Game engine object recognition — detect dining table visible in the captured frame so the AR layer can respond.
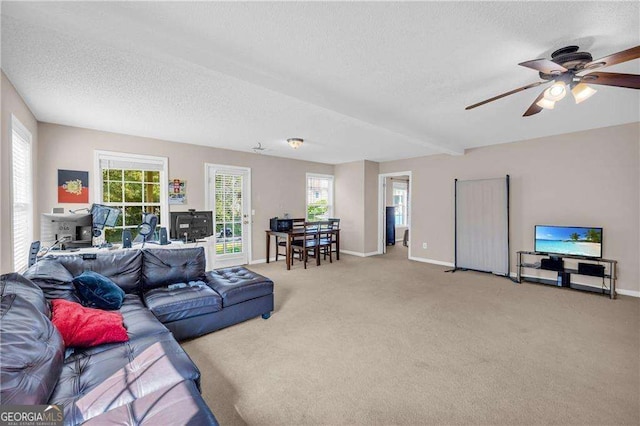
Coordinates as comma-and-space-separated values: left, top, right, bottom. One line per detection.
265, 225, 340, 270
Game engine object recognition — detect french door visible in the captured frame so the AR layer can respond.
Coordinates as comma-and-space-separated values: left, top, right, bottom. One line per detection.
205, 164, 251, 268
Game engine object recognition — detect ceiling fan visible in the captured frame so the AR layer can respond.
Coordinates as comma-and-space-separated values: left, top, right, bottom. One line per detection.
252, 142, 267, 153
466, 44, 640, 116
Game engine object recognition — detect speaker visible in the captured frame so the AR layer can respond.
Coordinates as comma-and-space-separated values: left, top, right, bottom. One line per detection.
159, 227, 169, 245
578, 263, 605, 277
541, 257, 564, 271
122, 229, 132, 248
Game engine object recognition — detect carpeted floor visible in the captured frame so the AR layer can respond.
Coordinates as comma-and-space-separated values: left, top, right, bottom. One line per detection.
182, 246, 640, 425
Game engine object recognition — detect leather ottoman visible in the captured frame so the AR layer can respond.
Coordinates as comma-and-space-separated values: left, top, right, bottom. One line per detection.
205, 267, 274, 310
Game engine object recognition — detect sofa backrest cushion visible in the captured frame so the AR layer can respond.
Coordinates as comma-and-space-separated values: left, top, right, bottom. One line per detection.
142, 248, 206, 290
54, 250, 143, 294
23, 258, 80, 303
0, 276, 65, 404
1, 273, 51, 317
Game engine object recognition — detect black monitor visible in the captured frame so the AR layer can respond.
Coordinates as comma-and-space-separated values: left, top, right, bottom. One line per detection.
169, 211, 213, 242
41, 213, 93, 250
91, 204, 121, 229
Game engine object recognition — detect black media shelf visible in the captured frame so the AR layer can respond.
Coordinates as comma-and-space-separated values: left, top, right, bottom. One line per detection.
516, 251, 617, 299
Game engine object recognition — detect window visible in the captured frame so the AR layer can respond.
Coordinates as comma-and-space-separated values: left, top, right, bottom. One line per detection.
11, 115, 33, 272
392, 181, 408, 226
306, 173, 334, 221
95, 151, 168, 243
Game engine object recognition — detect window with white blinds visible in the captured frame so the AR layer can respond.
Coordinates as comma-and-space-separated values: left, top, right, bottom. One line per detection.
11, 116, 33, 272
306, 173, 334, 221
95, 151, 168, 243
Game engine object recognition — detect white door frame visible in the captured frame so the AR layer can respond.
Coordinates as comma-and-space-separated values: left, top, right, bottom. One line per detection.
378, 171, 412, 257
205, 163, 252, 266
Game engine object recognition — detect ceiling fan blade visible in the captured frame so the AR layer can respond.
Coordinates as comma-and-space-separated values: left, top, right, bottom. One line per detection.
465, 81, 549, 110
518, 59, 567, 74
581, 72, 640, 89
523, 90, 546, 117
583, 45, 640, 70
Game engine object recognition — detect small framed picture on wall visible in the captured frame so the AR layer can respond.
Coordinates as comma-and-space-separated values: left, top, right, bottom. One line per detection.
58, 169, 89, 203
169, 178, 187, 205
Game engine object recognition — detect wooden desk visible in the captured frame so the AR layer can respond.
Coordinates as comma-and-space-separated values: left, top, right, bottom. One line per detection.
265, 227, 340, 270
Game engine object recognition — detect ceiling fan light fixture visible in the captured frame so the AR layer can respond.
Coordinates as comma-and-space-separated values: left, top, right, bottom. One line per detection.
536, 98, 556, 110
544, 81, 567, 101
571, 83, 597, 104
287, 138, 303, 149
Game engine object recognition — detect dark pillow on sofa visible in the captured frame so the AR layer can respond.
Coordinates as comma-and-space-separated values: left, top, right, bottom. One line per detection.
73, 271, 125, 310
51, 299, 128, 348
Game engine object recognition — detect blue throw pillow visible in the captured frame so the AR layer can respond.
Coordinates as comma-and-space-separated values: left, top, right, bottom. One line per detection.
73, 271, 125, 310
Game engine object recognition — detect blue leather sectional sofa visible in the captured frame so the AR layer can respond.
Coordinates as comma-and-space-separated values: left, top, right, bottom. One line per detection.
0, 247, 274, 425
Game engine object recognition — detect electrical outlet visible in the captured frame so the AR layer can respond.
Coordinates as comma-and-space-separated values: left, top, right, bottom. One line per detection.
422, 242, 428, 249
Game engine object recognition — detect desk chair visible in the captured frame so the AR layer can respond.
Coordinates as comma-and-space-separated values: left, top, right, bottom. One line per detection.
290, 222, 319, 269
276, 218, 305, 261
28, 241, 40, 267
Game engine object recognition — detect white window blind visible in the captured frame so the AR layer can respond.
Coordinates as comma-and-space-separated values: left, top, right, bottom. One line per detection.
99, 158, 165, 171
11, 116, 33, 272
306, 173, 334, 220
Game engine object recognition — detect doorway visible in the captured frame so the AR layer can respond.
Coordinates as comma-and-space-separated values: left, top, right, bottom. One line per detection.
378, 171, 412, 258
205, 164, 252, 268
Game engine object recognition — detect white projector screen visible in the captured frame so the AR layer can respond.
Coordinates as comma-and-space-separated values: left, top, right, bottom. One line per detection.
455, 176, 509, 275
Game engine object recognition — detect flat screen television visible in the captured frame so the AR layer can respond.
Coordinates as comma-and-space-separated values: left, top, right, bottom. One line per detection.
169, 211, 214, 242
534, 225, 603, 258
41, 213, 93, 249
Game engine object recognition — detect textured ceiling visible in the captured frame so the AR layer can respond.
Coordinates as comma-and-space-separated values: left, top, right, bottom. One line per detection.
1, 1, 639, 164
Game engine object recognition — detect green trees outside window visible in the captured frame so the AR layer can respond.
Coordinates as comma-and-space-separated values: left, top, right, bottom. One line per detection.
101, 169, 161, 242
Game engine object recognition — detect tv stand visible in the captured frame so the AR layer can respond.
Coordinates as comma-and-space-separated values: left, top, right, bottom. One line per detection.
516, 251, 617, 299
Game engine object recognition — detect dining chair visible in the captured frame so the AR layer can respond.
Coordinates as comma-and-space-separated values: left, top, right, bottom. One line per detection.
317, 221, 334, 264
327, 218, 340, 257
276, 218, 305, 262
290, 222, 319, 269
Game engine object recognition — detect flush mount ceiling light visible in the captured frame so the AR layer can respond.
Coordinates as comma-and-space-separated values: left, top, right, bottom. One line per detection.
287, 138, 303, 149
465, 44, 640, 116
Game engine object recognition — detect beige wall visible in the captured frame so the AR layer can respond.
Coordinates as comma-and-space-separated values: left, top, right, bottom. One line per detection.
379, 122, 640, 294
334, 160, 365, 253
36, 123, 333, 263
1, 71, 38, 273
363, 160, 379, 254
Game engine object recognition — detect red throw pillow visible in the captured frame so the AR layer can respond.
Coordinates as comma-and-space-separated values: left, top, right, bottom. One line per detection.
51, 299, 129, 348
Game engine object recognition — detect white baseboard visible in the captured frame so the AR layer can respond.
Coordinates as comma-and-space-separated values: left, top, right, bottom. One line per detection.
408, 256, 455, 267
250, 257, 277, 265
615, 289, 640, 298
340, 250, 378, 257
